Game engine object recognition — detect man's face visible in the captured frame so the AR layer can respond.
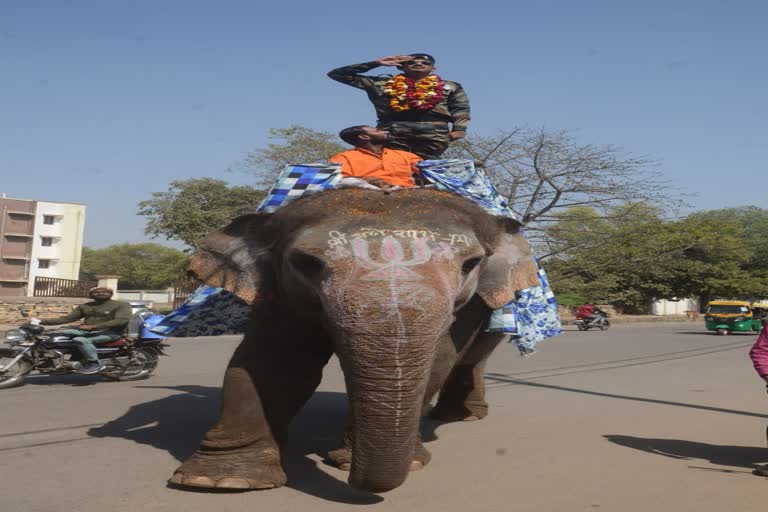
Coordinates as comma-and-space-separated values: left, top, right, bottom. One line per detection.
361, 126, 390, 143
401, 58, 435, 75
91, 290, 113, 301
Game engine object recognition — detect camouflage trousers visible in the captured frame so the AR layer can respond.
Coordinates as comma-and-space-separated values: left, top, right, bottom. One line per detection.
379, 121, 452, 160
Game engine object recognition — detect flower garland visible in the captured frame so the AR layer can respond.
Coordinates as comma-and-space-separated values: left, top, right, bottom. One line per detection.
383, 74, 445, 112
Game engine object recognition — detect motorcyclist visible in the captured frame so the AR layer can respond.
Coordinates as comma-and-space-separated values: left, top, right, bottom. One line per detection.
37, 287, 132, 374
576, 303, 598, 327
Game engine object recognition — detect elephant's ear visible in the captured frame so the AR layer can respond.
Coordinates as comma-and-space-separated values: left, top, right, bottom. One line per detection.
475, 217, 541, 310
188, 214, 273, 304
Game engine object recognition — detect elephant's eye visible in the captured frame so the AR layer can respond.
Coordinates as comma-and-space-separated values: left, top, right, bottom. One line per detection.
461, 256, 483, 275
290, 251, 325, 278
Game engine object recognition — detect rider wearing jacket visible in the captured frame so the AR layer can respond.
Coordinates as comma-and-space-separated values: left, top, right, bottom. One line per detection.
576, 303, 596, 322
39, 287, 132, 374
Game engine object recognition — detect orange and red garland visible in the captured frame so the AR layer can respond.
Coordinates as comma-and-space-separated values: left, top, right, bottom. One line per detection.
383, 74, 445, 112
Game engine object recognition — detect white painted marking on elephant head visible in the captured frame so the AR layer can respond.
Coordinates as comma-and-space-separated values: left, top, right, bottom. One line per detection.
350, 236, 432, 281
324, 245, 352, 260
431, 242, 459, 262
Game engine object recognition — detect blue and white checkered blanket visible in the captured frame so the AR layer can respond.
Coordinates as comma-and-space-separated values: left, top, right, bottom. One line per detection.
154, 161, 561, 352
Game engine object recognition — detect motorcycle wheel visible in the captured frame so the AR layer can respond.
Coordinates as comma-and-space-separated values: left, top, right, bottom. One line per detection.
599, 321, 611, 331
100, 348, 158, 381
0, 357, 32, 389
576, 322, 588, 331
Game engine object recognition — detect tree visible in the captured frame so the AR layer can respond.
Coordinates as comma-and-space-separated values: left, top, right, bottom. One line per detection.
138, 178, 265, 249
546, 205, 768, 311
687, 207, 768, 272
80, 244, 190, 289
242, 126, 346, 187
444, 128, 674, 257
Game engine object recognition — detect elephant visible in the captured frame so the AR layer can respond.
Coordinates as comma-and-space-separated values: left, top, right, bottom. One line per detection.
169, 187, 541, 494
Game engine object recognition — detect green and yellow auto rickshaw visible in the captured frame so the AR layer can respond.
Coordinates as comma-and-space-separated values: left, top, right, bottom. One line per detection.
753, 302, 768, 329
704, 300, 762, 335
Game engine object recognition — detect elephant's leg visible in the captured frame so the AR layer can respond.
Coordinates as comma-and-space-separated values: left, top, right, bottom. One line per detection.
170, 313, 333, 490
430, 330, 507, 422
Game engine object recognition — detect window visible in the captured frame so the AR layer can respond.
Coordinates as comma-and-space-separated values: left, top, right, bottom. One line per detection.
43, 215, 55, 225
38, 259, 50, 269
41, 237, 53, 247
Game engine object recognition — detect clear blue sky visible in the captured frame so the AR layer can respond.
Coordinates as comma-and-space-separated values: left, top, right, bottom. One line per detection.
2, 1, 766, 248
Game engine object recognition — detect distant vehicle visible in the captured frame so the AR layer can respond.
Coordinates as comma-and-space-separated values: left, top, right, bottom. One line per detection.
753, 302, 768, 328
575, 309, 611, 331
704, 300, 762, 335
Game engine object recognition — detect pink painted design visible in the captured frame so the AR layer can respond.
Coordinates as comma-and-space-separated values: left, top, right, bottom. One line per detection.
350, 236, 433, 281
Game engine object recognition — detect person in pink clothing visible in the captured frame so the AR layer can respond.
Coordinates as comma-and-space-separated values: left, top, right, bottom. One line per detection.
749, 323, 768, 381
748, 322, 768, 476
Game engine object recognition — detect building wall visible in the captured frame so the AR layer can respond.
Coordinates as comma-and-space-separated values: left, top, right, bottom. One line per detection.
28, 201, 87, 294
0, 198, 36, 296
651, 298, 699, 315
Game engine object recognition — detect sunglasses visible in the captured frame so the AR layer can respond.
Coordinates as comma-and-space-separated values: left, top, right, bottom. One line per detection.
403, 59, 432, 66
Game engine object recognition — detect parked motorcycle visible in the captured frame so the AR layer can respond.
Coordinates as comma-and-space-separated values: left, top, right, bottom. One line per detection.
575, 311, 611, 331
0, 312, 168, 389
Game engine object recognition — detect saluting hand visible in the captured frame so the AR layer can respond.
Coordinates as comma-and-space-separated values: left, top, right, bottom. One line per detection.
376, 55, 413, 67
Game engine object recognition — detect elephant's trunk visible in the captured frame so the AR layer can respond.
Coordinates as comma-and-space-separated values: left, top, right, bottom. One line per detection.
339, 333, 440, 493
321, 274, 454, 492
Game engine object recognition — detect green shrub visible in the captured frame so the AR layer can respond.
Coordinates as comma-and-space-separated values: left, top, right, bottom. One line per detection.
555, 293, 587, 307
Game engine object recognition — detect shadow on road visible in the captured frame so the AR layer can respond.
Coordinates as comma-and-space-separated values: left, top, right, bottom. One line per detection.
23, 374, 104, 386
674, 331, 756, 336
484, 375, 768, 419
88, 385, 386, 504
604, 434, 768, 473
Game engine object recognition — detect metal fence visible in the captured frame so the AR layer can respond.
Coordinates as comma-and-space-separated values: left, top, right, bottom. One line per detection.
33, 276, 98, 298
172, 279, 200, 309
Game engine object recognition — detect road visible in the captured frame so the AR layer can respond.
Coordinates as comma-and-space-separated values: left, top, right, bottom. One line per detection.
3, 323, 768, 512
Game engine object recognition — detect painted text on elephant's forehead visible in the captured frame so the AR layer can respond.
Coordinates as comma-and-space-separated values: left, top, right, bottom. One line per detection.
326, 228, 474, 249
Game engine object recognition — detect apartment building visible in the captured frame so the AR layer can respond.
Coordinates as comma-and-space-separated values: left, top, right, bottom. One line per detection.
0, 195, 86, 296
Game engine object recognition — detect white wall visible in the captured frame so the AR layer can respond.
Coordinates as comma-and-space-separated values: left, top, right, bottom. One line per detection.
652, 298, 699, 316
117, 290, 174, 303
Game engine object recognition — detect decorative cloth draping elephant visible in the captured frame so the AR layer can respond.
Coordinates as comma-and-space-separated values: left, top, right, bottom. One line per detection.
170, 187, 541, 493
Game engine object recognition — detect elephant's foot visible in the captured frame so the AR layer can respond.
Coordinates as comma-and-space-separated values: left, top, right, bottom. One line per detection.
169, 438, 287, 491
429, 401, 488, 422
328, 439, 431, 472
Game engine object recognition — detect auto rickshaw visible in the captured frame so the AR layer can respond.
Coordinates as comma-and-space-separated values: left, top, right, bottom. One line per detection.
753, 302, 768, 329
704, 300, 761, 335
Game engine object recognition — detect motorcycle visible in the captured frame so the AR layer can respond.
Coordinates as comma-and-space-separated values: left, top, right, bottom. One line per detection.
0, 309, 168, 389
575, 311, 611, 331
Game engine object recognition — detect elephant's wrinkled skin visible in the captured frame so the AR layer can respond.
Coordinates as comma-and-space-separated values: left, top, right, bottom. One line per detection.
170, 188, 540, 493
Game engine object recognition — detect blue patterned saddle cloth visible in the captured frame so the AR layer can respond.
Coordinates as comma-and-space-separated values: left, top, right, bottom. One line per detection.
154, 161, 561, 353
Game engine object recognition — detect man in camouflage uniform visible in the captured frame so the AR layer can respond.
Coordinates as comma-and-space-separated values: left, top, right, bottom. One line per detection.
328, 53, 470, 159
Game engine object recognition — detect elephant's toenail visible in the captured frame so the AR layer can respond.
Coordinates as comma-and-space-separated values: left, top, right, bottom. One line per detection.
183, 475, 218, 488
216, 478, 255, 489
409, 461, 425, 471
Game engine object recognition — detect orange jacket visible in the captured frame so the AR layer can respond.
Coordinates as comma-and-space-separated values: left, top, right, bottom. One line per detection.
329, 147, 421, 188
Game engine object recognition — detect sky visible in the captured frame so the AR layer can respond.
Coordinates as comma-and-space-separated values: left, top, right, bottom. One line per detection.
2, 0, 766, 248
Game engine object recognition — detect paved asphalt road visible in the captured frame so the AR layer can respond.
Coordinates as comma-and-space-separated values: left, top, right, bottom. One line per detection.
3, 323, 768, 512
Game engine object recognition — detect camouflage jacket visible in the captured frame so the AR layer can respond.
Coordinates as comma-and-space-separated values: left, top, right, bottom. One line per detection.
328, 61, 471, 132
